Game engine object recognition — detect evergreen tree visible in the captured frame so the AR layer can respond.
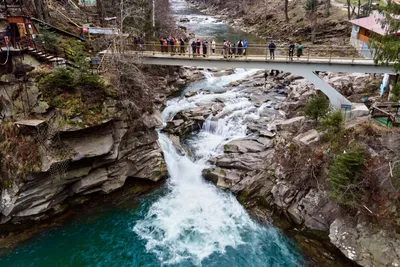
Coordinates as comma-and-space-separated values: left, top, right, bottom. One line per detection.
303, 93, 331, 122
372, 1, 400, 73
329, 145, 366, 206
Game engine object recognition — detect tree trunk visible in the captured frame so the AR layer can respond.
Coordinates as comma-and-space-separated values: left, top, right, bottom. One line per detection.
357, 0, 361, 17
311, 12, 317, 43
30, 0, 39, 17
284, 0, 289, 21
325, 0, 331, 17
346, 0, 352, 19
97, 0, 106, 27
34, 0, 43, 20
42, 0, 50, 23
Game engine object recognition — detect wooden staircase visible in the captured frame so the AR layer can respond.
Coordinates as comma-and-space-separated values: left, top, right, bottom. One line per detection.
26, 47, 68, 66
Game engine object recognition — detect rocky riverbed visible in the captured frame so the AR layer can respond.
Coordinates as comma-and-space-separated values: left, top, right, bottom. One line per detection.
162, 69, 400, 267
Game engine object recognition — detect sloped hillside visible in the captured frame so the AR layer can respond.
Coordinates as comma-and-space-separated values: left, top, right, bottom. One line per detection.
191, 0, 350, 44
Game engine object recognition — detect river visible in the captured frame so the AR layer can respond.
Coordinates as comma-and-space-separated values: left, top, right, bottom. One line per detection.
0, 1, 306, 266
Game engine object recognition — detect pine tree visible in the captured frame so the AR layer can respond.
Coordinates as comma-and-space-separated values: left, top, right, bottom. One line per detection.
329, 145, 366, 205
303, 93, 331, 122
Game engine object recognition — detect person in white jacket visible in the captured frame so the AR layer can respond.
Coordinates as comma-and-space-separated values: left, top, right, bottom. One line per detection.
211, 40, 216, 54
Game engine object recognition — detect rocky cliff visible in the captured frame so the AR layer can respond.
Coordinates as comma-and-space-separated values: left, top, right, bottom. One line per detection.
0, 65, 202, 227
164, 70, 400, 267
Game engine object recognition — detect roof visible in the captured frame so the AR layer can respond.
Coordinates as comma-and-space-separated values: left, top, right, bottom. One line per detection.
349, 15, 388, 35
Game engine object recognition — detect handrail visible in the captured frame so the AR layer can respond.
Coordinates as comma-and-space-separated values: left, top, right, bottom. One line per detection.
106, 43, 377, 62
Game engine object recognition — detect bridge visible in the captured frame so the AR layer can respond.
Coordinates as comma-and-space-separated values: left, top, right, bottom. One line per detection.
101, 44, 395, 111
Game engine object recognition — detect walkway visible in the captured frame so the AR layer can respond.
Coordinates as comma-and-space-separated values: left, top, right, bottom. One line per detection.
102, 45, 395, 110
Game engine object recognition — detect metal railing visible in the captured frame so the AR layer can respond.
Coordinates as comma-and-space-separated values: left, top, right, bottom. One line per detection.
111, 42, 375, 63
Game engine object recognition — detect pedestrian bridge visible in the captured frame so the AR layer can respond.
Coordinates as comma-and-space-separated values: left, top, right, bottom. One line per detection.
101, 44, 395, 110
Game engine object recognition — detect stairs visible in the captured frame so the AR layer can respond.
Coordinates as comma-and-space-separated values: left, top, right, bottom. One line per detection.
26, 47, 68, 66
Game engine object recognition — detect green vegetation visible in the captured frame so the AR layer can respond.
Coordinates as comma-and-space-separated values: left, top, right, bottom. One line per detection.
37, 26, 60, 52
321, 110, 345, 138
372, 1, 400, 73
38, 68, 109, 127
303, 93, 331, 122
372, 1, 400, 101
329, 144, 366, 206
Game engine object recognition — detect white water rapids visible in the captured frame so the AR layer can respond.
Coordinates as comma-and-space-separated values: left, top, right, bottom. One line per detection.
133, 69, 302, 266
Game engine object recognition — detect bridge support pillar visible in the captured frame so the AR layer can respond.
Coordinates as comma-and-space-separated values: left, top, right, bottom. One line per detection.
298, 70, 352, 110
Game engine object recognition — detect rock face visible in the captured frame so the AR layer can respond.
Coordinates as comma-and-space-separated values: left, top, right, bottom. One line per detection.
0, 65, 199, 225
0, 116, 167, 223
330, 218, 400, 267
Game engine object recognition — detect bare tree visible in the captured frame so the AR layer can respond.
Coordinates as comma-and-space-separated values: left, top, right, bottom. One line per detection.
305, 0, 318, 43
100, 47, 154, 120
285, 0, 289, 21
97, 0, 106, 26
325, 0, 331, 17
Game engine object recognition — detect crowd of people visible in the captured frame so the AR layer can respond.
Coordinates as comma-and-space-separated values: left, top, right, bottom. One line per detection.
157, 36, 306, 59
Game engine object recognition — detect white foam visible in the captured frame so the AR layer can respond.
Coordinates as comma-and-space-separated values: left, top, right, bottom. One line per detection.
134, 68, 301, 265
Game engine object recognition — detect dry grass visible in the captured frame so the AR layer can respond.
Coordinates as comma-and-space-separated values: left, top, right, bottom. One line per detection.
0, 122, 42, 186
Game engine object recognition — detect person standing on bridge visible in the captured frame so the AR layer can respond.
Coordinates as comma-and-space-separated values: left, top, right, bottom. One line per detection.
170, 37, 175, 56
196, 38, 201, 56
202, 40, 208, 57
289, 41, 295, 60
231, 42, 236, 58
268, 40, 276, 60
296, 42, 304, 59
163, 38, 168, 53
191, 40, 197, 57
237, 40, 243, 56
211, 39, 216, 54
243, 39, 248, 56
179, 38, 185, 55
222, 39, 228, 58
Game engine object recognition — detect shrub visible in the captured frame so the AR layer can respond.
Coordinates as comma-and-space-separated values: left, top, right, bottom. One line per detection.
329, 144, 366, 206
39, 67, 75, 98
321, 110, 344, 137
37, 27, 60, 52
389, 83, 400, 102
303, 93, 331, 122
77, 72, 106, 104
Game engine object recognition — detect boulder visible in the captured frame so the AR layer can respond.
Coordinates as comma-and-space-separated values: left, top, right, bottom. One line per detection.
273, 116, 305, 131
294, 129, 320, 145
223, 138, 270, 153
329, 218, 400, 267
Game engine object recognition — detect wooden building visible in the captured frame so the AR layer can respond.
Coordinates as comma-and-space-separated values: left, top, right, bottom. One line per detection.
349, 14, 387, 58
6, 16, 39, 46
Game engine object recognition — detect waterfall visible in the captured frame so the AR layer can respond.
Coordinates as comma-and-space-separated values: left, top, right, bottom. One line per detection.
133, 69, 303, 266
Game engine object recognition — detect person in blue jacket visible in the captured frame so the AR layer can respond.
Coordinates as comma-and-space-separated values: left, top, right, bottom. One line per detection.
243, 39, 248, 56
268, 40, 276, 60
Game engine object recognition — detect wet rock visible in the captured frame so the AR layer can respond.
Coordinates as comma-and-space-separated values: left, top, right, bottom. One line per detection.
202, 167, 241, 190
185, 90, 197, 97
211, 149, 274, 171
223, 138, 270, 153
180, 18, 190, 22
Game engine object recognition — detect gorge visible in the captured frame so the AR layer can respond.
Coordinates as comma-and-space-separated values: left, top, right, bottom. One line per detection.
0, 0, 399, 266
